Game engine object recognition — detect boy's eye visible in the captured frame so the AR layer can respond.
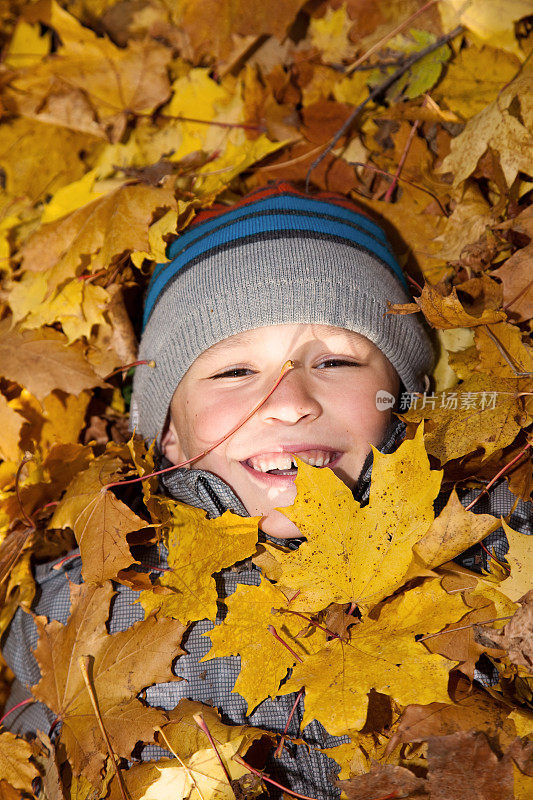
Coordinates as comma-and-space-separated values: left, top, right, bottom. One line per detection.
211, 368, 255, 379
316, 359, 360, 369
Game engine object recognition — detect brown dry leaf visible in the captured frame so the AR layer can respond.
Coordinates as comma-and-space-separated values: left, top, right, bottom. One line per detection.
478, 590, 533, 670
401, 374, 532, 463
491, 207, 533, 323
424, 603, 506, 680
51, 453, 150, 583
32, 581, 186, 784
411, 488, 501, 570
8, 0, 172, 142
0, 731, 39, 792
338, 762, 428, 799
388, 281, 506, 329
20, 182, 178, 292
0, 321, 106, 401
427, 730, 514, 800
172, 0, 307, 63
388, 688, 516, 753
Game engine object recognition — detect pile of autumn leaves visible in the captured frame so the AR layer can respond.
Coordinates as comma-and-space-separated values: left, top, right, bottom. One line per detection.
0, 0, 532, 797
2, 426, 533, 799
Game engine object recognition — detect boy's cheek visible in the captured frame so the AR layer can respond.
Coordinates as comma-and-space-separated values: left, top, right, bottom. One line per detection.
259, 510, 302, 539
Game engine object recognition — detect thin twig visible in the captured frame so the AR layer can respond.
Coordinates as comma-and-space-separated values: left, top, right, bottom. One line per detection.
481, 325, 533, 377
383, 96, 427, 202
274, 688, 304, 758
105, 360, 295, 489
350, 161, 450, 216
345, 0, 439, 75
0, 698, 35, 727
464, 441, 533, 511
268, 625, 303, 663
78, 656, 129, 800
231, 753, 318, 800
305, 26, 463, 190
418, 615, 513, 642
155, 726, 207, 800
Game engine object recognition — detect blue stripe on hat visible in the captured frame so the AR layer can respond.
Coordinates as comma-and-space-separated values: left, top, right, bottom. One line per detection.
143, 197, 409, 328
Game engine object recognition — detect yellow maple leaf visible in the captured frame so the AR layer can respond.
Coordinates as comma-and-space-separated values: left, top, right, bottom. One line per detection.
201, 577, 325, 714
138, 739, 252, 800
439, 64, 533, 187
139, 504, 259, 625
434, 44, 520, 120
271, 423, 442, 611
401, 373, 532, 464
498, 520, 533, 602
0, 731, 39, 792
411, 489, 501, 570
278, 579, 469, 735
9, 0, 172, 142
8, 274, 110, 344
309, 4, 354, 64
439, 0, 532, 58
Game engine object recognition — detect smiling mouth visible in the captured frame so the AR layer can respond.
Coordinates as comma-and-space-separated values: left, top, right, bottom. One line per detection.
242, 450, 341, 477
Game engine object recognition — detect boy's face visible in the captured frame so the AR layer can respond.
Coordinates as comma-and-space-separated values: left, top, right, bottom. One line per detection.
162, 324, 400, 538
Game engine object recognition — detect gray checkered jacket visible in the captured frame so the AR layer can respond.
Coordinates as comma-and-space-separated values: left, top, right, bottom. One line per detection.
2, 418, 531, 798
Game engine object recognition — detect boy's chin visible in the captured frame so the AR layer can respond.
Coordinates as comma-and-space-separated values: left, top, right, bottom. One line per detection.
259, 510, 302, 539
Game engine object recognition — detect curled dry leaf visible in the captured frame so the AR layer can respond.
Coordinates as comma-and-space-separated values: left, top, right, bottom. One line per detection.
51, 453, 150, 584
477, 589, 533, 670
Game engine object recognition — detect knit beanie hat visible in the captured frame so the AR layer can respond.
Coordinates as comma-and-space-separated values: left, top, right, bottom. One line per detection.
131, 181, 435, 444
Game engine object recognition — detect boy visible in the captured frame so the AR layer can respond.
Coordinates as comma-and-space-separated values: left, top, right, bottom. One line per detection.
2, 181, 531, 798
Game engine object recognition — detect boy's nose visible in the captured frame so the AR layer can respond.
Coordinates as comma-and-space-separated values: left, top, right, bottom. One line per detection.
260, 366, 322, 424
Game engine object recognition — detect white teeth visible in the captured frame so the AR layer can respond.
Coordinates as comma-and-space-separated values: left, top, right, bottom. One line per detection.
247, 450, 335, 472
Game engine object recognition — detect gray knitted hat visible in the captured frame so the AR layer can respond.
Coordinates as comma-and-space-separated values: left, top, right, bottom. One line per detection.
131, 181, 435, 443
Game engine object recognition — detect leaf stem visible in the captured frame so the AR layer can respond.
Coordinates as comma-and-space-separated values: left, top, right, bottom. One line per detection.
193, 713, 236, 794
105, 360, 295, 489
463, 441, 533, 512
274, 688, 304, 758
277, 608, 344, 641
15, 455, 36, 530
268, 625, 303, 663
0, 698, 35, 727
78, 656, 129, 800
345, 0, 439, 75
231, 754, 318, 800
418, 615, 513, 642
350, 161, 449, 216
104, 360, 156, 380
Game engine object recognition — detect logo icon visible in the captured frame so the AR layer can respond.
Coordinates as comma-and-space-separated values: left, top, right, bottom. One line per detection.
375, 390, 395, 410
